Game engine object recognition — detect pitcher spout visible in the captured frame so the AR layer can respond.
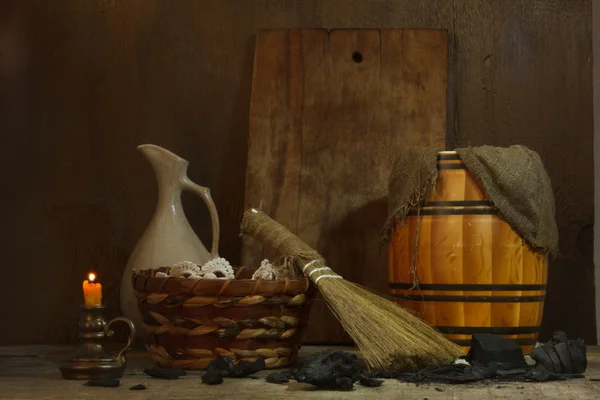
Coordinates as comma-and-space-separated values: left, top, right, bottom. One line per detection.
137, 144, 191, 184
138, 144, 188, 167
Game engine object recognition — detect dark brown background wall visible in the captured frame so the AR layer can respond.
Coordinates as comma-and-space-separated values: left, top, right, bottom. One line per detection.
0, 0, 594, 345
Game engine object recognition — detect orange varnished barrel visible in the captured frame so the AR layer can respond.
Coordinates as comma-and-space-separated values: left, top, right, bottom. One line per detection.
388, 151, 548, 355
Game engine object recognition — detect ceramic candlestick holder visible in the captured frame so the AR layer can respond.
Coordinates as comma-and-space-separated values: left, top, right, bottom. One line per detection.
59, 305, 136, 380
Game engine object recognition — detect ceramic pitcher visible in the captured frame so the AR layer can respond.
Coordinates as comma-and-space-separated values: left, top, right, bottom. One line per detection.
119, 144, 220, 337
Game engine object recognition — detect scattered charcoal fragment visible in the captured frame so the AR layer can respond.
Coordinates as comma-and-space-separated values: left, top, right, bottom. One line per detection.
553, 331, 568, 342
266, 370, 295, 384
549, 372, 584, 380
201, 356, 266, 384
230, 358, 266, 377
555, 342, 572, 373
422, 364, 496, 384
496, 385, 505, 389
589, 378, 600, 382
496, 368, 527, 377
143, 367, 186, 380
524, 364, 550, 382
214, 357, 241, 375
202, 363, 224, 385
212, 357, 266, 378
358, 373, 384, 387
129, 384, 146, 390
84, 379, 120, 387
294, 350, 361, 391
334, 377, 355, 391
259, 334, 587, 392
367, 370, 424, 383
530, 347, 553, 372
548, 349, 563, 373
569, 339, 587, 373
531, 331, 587, 374
467, 334, 527, 370
367, 371, 400, 379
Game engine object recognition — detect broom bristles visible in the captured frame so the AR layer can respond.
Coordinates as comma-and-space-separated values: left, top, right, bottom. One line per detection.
241, 208, 463, 371
318, 273, 461, 371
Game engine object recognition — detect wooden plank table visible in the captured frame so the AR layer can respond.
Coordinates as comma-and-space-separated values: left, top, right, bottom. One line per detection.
1, 345, 599, 399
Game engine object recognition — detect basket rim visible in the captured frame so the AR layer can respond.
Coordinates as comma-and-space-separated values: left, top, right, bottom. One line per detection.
132, 265, 306, 283
132, 266, 314, 297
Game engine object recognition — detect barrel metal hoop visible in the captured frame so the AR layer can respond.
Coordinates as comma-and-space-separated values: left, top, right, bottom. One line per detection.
393, 294, 545, 302
450, 337, 538, 346
437, 163, 466, 170
436, 326, 541, 335
389, 283, 547, 291
407, 208, 496, 216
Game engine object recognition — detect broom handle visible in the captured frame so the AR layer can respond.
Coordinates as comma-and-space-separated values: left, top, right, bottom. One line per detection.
241, 209, 332, 276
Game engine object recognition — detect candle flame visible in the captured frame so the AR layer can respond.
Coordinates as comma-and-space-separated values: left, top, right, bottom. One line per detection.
89, 273, 96, 282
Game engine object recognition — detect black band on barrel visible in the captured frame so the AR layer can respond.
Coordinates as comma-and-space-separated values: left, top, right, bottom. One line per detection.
393, 294, 544, 302
407, 208, 496, 216
389, 283, 547, 291
435, 326, 540, 335
423, 200, 492, 207
437, 163, 466, 170
450, 337, 538, 346
437, 154, 461, 160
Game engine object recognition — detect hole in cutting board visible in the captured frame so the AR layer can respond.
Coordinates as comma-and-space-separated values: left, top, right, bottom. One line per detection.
352, 51, 363, 63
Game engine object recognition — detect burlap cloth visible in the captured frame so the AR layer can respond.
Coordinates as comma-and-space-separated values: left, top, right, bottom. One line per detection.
382, 145, 558, 256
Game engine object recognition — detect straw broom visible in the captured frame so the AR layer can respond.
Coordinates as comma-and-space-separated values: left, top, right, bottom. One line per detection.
241, 208, 462, 371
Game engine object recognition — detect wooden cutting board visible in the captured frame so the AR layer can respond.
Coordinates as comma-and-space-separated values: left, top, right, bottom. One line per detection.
242, 28, 448, 343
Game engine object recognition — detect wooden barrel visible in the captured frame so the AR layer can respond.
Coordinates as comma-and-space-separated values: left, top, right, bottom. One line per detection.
388, 150, 548, 355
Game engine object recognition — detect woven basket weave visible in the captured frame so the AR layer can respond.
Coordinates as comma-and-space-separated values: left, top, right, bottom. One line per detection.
132, 266, 316, 369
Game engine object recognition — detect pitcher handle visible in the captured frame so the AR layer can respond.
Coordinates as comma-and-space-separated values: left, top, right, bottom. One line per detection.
104, 317, 136, 365
181, 178, 220, 258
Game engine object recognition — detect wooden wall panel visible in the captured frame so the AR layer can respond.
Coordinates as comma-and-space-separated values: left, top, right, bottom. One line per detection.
452, 0, 595, 343
0, 0, 594, 345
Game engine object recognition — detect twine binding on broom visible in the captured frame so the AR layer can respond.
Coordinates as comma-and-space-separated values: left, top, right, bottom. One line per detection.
303, 260, 343, 283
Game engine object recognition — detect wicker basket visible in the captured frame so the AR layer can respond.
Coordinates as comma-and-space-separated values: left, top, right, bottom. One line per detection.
131, 266, 316, 369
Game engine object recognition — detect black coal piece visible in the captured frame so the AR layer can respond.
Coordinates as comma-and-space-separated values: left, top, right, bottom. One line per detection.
421, 364, 497, 384
213, 356, 266, 378
531, 331, 587, 374
129, 384, 147, 390
359, 373, 384, 387
201, 356, 266, 385
223, 358, 266, 378
201, 363, 224, 385
266, 370, 296, 384
466, 333, 527, 370
294, 350, 362, 391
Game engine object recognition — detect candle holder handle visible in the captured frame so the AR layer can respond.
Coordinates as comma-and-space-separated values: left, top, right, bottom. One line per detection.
59, 305, 136, 380
105, 316, 136, 365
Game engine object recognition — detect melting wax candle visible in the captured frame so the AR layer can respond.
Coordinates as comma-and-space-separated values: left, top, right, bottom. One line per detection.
83, 273, 102, 306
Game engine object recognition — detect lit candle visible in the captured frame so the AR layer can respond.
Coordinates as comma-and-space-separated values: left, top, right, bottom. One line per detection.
82, 273, 102, 306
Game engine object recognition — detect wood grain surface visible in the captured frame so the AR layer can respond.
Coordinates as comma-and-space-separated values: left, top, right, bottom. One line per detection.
1, 345, 600, 400
0, 0, 594, 345
243, 28, 448, 343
